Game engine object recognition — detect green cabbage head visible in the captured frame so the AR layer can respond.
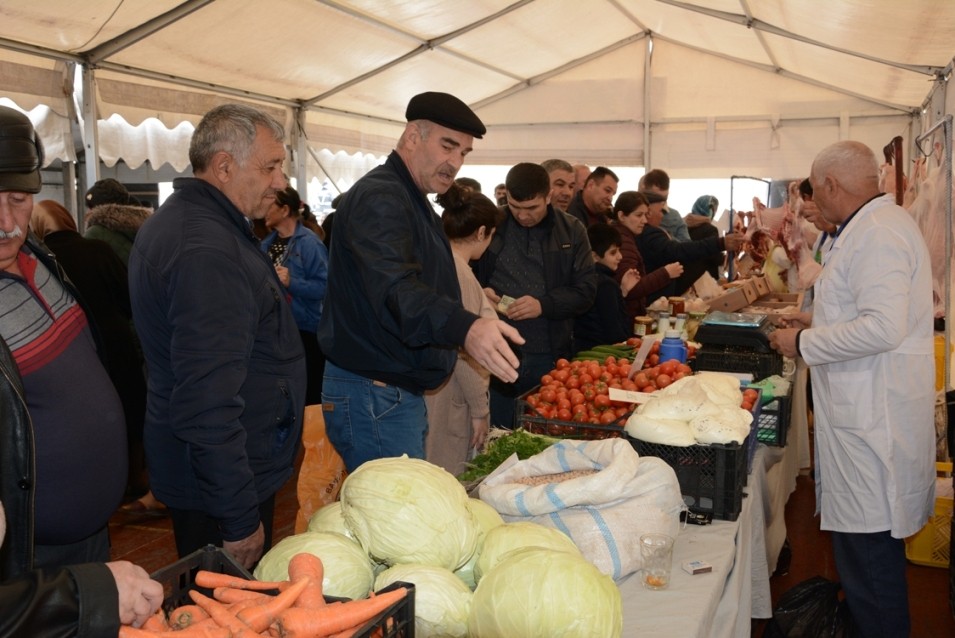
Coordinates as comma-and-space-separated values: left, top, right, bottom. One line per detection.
253, 531, 374, 599
306, 501, 354, 540
474, 521, 580, 584
454, 499, 505, 589
375, 564, 472, 638
341, 456, 478, 570
468, 547, 622, 638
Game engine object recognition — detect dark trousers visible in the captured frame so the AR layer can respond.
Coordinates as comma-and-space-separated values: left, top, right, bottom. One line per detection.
169, 494, 276, 562
300, 330, 326, 406
831, 530, 910, 638
489, 352, 554, 429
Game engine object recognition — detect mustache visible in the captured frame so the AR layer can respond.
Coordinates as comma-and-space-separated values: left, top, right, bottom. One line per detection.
0, 225, 24, 240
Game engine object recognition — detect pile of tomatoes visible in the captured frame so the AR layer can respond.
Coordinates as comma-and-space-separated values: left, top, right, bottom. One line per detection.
519, 356, 694, 436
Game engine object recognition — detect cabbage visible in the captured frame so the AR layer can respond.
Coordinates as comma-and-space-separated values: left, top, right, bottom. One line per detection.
341, 456, 478, 570
454, 499, 505, 589
306, 501, 354, 540
468, 547, 622, 638
474, 521, 580, 584
375, 564, 472, 638
253, 531, 374, 599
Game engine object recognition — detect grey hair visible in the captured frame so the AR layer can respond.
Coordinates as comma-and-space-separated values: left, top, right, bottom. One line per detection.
540, 158, 573, 174
812, 141, 879, 195
189, 104, 285, 172
397, 120, 433, 150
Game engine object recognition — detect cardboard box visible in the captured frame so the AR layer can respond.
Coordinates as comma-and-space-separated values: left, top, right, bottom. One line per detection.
743, 291, 804, 312
706, 281, 760, 313
752, 275, 771, 296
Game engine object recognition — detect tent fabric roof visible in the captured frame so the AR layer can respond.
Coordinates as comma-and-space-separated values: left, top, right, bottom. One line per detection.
1, 0, 953, 178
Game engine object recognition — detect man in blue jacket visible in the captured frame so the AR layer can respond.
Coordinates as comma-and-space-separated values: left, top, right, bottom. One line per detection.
317, 92, 522, 473
129, 104, 305, 569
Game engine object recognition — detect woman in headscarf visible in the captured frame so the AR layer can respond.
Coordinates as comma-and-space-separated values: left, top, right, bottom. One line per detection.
674, 195, 723, 291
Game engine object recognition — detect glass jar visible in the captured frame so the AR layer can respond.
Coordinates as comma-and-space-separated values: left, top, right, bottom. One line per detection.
633, 315, 654, 337
667, 296, 686, 316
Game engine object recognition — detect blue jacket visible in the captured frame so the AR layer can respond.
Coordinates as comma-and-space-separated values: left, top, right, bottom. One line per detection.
316, 151, 477, 394
129, 178, 306, 542
261, 223, 329, 333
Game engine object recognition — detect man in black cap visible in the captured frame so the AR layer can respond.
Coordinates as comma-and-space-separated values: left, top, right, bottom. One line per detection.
317, 91, 523, 472
0, 104, 164, 633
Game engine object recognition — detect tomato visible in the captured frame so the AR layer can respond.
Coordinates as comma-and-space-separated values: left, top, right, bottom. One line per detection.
599, 410, 618, 425
655, 373, 672, 389
646, 354, 660, 366
556, 408, 573, 421
565, 375, 580, 389
594, 381, 609, 395
614, 406, 630, 418
621, 379, 637, 392
604, 363, 618, 377
678, 363, 693, 375
673, 371, 687, 381
743, 388, 759, 404
572, 403, 588, 416
594, 394, 612, 409
632, 372, 649, 389
541, 374, 554, 386
626, 337, 642, 347
582, 386, 596, 401
556, 357, 571, 370
604, 356, 617, 367
569, 391, 585, 406
579, 373, 594, 385
741, 400, 754, 412
650, 341, 660, 354
535, 405, 552, 418
526, 393, 540, 408
553, 368, 570, 383
557, 397, 572, 411
540, 388, 557, 404
659, 359, 679, 376
573, 410, 589, 423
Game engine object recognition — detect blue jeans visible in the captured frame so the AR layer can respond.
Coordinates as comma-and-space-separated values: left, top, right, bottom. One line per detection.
831, 530, 910, 638
322, 361, 428, 473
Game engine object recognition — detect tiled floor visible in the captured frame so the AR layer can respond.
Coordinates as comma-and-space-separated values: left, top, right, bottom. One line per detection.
110, 461, 955, 636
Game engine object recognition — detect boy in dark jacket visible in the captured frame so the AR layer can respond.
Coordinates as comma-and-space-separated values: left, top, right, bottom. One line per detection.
574, 224, 639, 353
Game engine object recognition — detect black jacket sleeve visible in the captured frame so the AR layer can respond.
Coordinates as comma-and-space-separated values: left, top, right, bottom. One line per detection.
0, 563, 120, 638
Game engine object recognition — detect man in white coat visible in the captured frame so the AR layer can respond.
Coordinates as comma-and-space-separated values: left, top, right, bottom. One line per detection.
769, 140, 935, 637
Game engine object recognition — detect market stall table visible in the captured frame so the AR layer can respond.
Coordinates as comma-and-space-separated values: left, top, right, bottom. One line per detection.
620, 440, 800, 637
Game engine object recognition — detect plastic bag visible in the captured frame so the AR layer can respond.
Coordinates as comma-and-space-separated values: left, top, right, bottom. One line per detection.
294, 405, 347, 533
478, 439, 684, 580
763, 576, 855, 637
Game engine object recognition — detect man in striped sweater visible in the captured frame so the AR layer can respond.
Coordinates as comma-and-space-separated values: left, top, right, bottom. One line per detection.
0, 106, 127, 578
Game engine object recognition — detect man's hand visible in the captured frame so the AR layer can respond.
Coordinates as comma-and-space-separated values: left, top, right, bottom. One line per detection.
773, 311, 812, 329
723, 232, 744, 252
105, 561, 164, 628
464, 318, 524, 383
768, 327, 800, 358
665, 262, 684, 279
505, 296, 542, 321
223, 522, 265, 569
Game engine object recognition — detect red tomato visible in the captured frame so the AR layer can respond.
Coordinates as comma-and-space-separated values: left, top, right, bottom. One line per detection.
614, 406, 630, 418
556, 358, 571, 370
579, 373, 594, 385
673, 371, 687, 381
573, 411, 589, 423
604, 356, 616, 367
621, 379, 637, 392
535, 405, 552, 418
599, 410, 618, 425
741, 400, 754, 411
569, 391, 585, 406
553, 368, 571, 383
656, 373, 672, 389
678, 363, 693, 375
541, 374, 554, 386
594, 394, 612, 409
526, 393, 540, 408
556, 408, 573, 421
565, 375, 580, 389
594, 381, 609, 395
650, 341, 660, 354
604, 363, 618, 377
572, 403, 588, 416
540, 388, 557, 404
557, 397, 572, 411
646, 354, 660, 366
582, 386, 596, 401
743, 388, 759, 403
659, 360, 679, 376
633, 372, 649, 389
626, 337, 642, 347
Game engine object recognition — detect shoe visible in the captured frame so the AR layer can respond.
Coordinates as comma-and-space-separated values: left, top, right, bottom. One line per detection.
120, 491, 166, 514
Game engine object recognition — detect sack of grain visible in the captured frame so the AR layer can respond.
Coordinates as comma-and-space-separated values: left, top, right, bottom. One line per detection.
478, 439, 683, 580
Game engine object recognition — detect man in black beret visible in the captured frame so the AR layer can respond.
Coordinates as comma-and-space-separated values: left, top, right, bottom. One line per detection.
317, 92, 522, 472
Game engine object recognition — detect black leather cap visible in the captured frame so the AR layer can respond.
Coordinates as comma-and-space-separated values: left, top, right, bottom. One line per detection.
405, 91, 486, 139
0, 106, 43, 193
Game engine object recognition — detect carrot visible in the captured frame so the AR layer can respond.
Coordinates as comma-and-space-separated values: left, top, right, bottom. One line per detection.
236, 576, 309, 632
287, 552, 326, 609
140, 608, 168, 631
272, 588, 406, 638
188, 589, 259, 638
194, 570, 287, 591
214, 586, 272, 604
169, 604, 210, 630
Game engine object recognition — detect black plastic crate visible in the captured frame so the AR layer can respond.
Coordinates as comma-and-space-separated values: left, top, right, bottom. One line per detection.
692, 345, 782, 380
628, 435, 749, 521
514, 387, 631, 439
755, 393, 791, 447
151, 545, 416, 637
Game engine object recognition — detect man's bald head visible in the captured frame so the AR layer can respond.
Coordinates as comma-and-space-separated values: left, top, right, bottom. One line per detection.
809, 141, 881, 224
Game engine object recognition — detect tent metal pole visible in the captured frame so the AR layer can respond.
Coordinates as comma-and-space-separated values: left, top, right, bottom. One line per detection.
80, 65, 100, 228
292, 107, 308, 203
643, 36, 652, 170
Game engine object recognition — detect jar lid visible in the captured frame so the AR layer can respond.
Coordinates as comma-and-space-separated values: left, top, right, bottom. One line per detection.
664, 329, 682, 339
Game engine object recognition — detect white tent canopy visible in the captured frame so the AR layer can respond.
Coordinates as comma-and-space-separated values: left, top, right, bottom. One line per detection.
1, 0, 954, 182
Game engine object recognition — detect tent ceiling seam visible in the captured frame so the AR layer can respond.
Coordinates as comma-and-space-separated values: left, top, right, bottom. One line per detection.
737, 0, 780, 70
85, 0, 216, 64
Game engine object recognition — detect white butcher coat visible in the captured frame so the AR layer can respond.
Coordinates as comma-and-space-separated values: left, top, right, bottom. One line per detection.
800, 194, 936, 538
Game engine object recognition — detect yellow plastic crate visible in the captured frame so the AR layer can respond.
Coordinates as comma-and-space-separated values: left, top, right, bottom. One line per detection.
905, 462, 953, 568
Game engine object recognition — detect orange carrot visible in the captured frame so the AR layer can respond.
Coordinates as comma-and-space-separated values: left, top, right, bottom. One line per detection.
287, 552, 326, 609
120, 625, 232, 638
193, 570, 287, 591
236, 576, 309, 632
272, 588, 406, 638
189, 589, 259, 638
140, 608, 168, 631
214, 586, 272, 604
169, 604, 210, 630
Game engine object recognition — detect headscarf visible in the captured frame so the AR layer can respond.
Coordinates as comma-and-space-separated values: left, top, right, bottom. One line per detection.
691, 195, 718, 218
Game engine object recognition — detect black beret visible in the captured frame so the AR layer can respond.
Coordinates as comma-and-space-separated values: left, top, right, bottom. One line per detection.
639, 190, 667, 204
405, 92, 486, 139
86, 178, 138, 208
0, 106, 43, 194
